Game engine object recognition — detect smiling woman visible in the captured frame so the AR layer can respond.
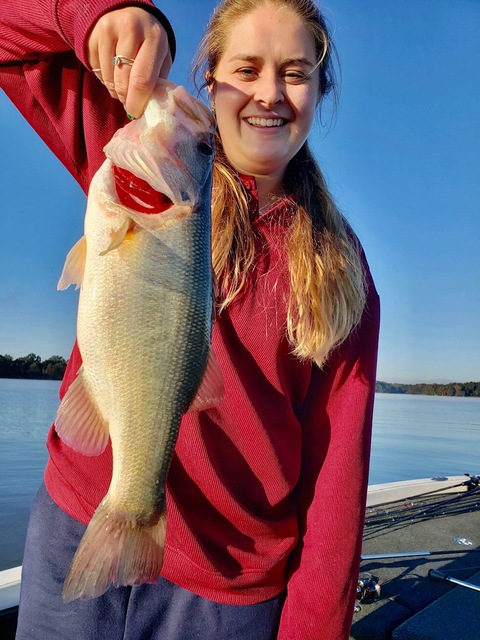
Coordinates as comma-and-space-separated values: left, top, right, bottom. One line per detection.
193, 0, 367, 368
0, 1, 380, 640
206, 4, 320, 191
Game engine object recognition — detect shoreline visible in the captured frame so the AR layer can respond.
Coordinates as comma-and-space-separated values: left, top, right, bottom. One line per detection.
376, 381, 479, 398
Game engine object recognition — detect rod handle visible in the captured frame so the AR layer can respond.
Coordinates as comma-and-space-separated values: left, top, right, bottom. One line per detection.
428, 569, 447, 582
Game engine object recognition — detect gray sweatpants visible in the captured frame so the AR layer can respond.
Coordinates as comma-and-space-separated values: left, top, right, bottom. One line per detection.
16, 483, 285, 640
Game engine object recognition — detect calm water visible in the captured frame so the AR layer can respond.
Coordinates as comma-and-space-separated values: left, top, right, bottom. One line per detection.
0, 379, 59, 571
1, 379, 479, 570
370, 393, 480, 483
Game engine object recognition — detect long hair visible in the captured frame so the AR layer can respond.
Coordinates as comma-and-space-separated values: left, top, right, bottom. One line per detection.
193, 0, 367, 367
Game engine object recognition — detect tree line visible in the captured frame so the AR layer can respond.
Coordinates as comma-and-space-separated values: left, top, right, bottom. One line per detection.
0, 353, 67, 380
1, 354, 479, 395
376, 380, 480, 398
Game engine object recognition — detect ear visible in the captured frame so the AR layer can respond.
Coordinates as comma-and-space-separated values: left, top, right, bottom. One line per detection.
205, 71, 215, 98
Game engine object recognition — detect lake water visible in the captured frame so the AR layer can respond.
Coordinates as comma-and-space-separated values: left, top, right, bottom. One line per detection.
1, 379, 479, 571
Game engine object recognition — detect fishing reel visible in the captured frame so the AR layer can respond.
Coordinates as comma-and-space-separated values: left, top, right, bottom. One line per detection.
356, 574, 381, 604
464, 473, 480, 489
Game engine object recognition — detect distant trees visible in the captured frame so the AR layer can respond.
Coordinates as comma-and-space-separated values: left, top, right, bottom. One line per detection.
0, 353, 67, 380
1, 355, 478, 395
376, 381, 480, 398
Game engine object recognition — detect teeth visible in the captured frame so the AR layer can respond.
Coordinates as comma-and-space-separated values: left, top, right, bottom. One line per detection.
246, 117, 285, 127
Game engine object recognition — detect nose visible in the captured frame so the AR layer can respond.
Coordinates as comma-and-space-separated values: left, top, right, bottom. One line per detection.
254, 71, 284, 109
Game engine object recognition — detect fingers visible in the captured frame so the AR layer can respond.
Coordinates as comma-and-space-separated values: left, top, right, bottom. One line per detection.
124, 34, 172, 118
111, 24, 139, 105
87, 7, 172, 118
158, 48, 173, 81
95, 41, 117, 98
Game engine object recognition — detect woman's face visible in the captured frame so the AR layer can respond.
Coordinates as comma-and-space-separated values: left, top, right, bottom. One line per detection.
211, 2, 320, 186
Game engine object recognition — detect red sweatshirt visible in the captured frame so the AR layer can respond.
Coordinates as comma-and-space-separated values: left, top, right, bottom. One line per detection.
0, 2, 380, 638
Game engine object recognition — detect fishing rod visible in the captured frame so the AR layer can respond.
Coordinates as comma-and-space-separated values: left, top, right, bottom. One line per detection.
367, 474, 479, 512
362, 548, 480, 561
365, 492, 475, 528
364, 481, 480, 535
429, 569, 480, 593
366, 481, 480, 523
355, 564, 480, 608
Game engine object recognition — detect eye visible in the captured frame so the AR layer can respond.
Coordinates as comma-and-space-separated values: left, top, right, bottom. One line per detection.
198, 141, 214, 156
236, 67, 258, 80
283, 71, 309, 84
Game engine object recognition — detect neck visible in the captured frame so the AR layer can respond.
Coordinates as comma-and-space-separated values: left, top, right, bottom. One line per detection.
254, 174, 284, 211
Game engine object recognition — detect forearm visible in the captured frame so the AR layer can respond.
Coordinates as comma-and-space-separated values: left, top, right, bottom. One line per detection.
0, 0, 176, 190
0, 0, 66, 63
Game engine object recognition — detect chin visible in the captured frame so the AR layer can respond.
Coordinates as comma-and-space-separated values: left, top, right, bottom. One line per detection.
238, 154, 289, 175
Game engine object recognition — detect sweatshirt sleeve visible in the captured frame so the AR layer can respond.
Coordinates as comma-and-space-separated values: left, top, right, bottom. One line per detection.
278, 266, 380, 640
0, 0, 175, 192
0, 0, 176, 400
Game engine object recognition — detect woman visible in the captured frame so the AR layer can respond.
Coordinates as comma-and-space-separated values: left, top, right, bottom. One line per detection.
0, 1, 380, 639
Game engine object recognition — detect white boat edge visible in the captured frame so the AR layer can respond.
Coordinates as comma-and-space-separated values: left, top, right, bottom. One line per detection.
0, 566, 21, 612
0, 475, 472, 614
366, 474, 469, 507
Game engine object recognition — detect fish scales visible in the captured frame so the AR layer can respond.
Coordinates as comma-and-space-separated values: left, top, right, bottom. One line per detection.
55, 80, 221, 600
83, 204, 210, 515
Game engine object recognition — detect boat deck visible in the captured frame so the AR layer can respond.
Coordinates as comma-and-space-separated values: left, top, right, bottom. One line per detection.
1, 477, 478, 640
351, 477, 480, 639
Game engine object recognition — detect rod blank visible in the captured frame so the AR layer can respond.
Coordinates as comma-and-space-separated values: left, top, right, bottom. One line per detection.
362, 549, 480, 561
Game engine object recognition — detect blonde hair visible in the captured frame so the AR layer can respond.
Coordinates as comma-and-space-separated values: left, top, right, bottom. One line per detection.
193, 0, 367, 367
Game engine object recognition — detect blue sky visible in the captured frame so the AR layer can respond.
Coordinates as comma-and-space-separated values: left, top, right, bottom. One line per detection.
0, 0, 479, 384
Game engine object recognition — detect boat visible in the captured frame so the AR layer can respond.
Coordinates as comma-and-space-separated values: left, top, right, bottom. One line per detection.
352, 473, 480, 640
0, 566, 20, 640
1, 474, 478, 639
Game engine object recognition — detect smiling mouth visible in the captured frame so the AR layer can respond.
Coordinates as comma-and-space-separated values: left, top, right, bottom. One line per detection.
245, 117, 286, 128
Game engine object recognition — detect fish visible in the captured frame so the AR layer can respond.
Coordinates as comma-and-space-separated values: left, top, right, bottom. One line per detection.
55, 79, 222, 601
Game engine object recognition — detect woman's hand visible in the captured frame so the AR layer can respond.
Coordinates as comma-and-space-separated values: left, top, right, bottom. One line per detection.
87, 7, 172, 119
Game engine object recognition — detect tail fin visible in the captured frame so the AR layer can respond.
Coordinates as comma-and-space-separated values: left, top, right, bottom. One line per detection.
63, 501, 166, 602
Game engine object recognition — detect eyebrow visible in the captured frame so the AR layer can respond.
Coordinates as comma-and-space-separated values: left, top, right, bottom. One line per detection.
227, 54, 315, 67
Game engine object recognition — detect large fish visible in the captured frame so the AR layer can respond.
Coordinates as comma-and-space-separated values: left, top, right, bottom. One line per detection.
56, 79, 222, 601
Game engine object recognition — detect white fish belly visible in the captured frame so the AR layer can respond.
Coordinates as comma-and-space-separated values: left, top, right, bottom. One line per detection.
77, 195, 211, 517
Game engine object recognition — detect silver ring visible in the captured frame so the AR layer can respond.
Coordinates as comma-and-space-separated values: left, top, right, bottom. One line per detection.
91, 68, 102, 73
113, 55, 135, 67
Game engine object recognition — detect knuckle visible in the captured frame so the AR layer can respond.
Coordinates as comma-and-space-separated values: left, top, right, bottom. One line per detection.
116, 9, 145, 36
94, 14, 115, 36
148, 19, 164, 40
103, 81, 120, 101
129, 74, 151, 93
114, 79, 128, 98
146, 24, 168, 52
103, 79, 116, 92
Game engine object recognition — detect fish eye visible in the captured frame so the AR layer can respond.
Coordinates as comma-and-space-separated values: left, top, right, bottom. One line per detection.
198, 141, 214, 156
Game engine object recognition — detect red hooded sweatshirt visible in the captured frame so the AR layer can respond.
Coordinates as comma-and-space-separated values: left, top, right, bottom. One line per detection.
0, 2, 380, 638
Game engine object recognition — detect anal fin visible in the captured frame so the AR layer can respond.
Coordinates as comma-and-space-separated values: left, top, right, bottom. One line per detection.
188, 349, 224, 411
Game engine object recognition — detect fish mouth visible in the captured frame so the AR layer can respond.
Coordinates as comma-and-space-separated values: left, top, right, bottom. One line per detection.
113, 165, 174, 214
245, 117, 288, 128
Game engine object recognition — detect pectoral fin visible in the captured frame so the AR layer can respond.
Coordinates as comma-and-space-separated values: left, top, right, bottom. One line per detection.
188, 349, 224, 411
99, 218, 132, 255
57, 236, 87, 291
55, 366, 109, 456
